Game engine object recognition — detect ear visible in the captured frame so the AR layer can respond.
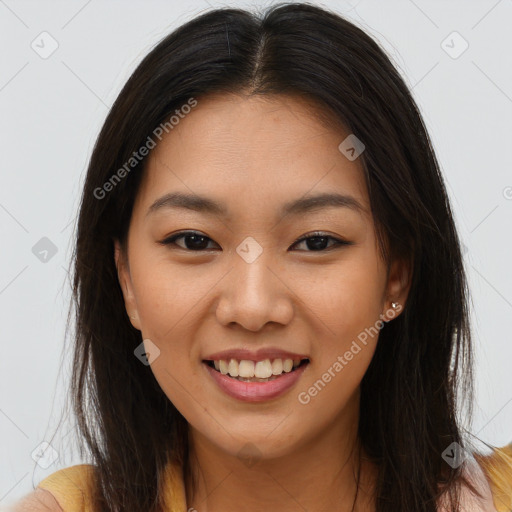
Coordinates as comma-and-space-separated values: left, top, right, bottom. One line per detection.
114, 239, 141, 331
382, 256, 411, 321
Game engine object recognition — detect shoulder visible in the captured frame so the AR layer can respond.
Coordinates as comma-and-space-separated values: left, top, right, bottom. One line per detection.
437, 448, 500, 512
474, 443, 512, 512
3, 487, 63, 511
36, 463, 96, 490
8, 464, 97, 512
458, 451, 498, 511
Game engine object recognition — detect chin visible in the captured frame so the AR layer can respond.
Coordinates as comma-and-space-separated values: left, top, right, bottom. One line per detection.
203, 424, 305, 464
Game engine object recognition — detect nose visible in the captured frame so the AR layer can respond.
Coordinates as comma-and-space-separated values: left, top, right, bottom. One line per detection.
215, 251, 294, 332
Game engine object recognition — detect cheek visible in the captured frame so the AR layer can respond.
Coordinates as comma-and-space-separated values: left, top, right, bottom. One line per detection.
130, 254, 219, 341
296, 250, 386, 341
294, 252, 385, 408
127, 253, 217, 415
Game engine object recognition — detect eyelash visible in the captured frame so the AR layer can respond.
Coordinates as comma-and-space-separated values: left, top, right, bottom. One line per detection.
159, 230, 352, 252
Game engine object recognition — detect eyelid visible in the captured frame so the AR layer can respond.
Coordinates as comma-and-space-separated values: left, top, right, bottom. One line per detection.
159, 230, 219, 250
159, 230, 353, 251
293, 231, 352, 245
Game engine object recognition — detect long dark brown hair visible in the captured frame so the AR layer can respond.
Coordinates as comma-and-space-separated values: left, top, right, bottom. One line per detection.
54, 2, 488, 510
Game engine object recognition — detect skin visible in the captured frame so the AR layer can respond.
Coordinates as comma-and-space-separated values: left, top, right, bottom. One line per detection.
10, 488, 63, 511
115, 92, 411, 512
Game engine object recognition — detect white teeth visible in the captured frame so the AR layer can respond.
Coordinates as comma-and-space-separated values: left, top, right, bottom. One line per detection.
254, 359, 272, 378
271, 359, 283, 375
219, 360, 229, 375
210, 357, 307, 379
238, 360, 255, 378
283, 359, 293, 372
228, 358, 239, 377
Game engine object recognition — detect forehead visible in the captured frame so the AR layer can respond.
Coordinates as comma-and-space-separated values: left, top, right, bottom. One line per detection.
136, 93, 369, 220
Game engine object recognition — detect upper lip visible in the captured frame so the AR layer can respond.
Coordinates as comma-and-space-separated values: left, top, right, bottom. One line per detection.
203, 348, 310, 362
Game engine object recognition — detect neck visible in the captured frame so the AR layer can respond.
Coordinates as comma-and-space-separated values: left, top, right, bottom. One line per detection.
184, 394, 377, 512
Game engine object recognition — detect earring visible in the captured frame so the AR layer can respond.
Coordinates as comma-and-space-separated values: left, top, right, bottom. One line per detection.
391, 302, 399, 309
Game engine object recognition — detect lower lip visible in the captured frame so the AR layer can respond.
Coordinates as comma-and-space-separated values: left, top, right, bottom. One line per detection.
203, 362, 309, 402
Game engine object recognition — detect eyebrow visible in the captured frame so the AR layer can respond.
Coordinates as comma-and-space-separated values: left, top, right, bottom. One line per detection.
146, 191, 366, 219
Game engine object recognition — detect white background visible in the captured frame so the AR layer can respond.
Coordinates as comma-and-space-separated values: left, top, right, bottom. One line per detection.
1, 0, 511, 505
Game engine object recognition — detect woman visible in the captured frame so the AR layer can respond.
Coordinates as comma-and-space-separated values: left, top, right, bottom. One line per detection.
12, 3, 512, 511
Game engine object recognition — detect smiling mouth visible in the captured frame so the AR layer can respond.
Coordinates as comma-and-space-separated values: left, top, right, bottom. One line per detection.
203, 358, 310, 382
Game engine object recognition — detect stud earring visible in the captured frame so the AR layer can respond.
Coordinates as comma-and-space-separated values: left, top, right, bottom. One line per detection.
391, 302, 399, 309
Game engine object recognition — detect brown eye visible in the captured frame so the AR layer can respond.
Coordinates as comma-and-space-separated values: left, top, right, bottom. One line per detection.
160, 231, 219, 251
291, 232, 352, 252
160, 230, 352, 252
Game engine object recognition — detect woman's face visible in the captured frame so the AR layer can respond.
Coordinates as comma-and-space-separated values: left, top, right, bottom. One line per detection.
115, 92, 409, 461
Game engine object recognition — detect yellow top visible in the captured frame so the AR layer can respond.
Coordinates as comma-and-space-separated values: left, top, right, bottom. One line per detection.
36, 445, 512, 511
474, 444, 512, 512
36, 459, 187, 512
